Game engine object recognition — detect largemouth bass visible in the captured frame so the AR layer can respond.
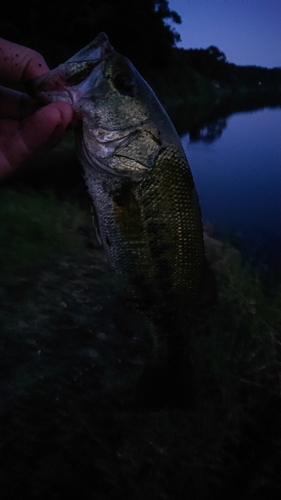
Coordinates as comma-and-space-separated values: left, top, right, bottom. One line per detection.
33, 33, 216, 387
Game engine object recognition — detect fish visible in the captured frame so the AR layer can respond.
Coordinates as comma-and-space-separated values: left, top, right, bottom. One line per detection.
33, 33, 216, 392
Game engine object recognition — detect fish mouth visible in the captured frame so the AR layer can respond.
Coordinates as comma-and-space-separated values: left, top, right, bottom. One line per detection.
32, 33, 113, 108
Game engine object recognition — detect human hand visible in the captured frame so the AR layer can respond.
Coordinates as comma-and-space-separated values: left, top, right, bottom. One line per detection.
0, 39, 73, 179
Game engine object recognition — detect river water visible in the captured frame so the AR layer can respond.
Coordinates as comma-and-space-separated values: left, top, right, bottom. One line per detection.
181, 107, 281, 274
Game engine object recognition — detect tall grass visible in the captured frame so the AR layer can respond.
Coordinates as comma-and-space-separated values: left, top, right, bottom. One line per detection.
200, 235, 281, 416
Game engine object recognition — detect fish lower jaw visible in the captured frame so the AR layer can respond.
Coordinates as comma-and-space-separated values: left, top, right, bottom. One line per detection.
35, 87, 74, 108
36, 87, 85, 120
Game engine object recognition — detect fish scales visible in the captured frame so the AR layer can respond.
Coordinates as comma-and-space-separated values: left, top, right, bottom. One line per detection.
33, 32, 216, 371
83, 144, 205, 306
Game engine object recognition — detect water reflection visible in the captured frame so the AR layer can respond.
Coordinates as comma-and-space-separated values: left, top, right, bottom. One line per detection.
189, 118, 228, 143
181, 107, 281, 275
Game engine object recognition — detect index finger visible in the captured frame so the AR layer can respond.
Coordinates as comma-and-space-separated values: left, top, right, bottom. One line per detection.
0, 38, 49, 84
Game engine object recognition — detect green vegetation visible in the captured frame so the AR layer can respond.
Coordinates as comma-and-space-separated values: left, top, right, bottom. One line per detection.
203, 234, 281, 404
0, 189, 280, 499
0, 189, 90, 275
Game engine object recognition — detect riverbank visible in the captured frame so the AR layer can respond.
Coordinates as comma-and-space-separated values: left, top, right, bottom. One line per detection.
0, 188, 280, 499
146, 47, 281, 135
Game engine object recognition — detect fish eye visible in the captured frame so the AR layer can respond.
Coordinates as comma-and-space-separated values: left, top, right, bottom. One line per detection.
113, 73, 134, 96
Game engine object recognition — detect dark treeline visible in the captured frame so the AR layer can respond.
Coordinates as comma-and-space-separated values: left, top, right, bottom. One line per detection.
185, 46, 281, 106
179, 45, 281, 139
1, 0, 281, 130
1, 0, 180, 70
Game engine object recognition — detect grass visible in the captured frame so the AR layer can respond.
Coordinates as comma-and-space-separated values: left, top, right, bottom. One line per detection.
201, 235, 281, 410
0, 188, 280, 499
0, 188, 90, 274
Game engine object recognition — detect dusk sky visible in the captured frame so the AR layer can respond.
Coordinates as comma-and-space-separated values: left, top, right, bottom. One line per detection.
168, 0, 281, 68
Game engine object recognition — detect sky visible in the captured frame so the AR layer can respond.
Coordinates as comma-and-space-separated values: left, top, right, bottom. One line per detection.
168, 0, 281, 68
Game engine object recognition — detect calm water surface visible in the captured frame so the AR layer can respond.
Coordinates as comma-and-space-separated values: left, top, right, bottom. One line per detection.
182, 107, 281, 271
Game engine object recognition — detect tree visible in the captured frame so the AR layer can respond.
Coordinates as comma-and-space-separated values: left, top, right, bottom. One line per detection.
0, 0, 181, 70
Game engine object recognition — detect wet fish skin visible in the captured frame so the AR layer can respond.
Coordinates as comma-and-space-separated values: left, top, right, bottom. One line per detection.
33, 33, 215, 360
